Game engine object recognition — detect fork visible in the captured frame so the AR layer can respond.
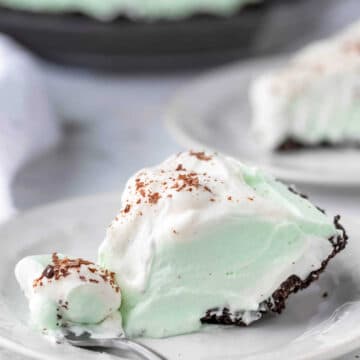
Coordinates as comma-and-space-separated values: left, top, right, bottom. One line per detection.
63, 330, 167, 360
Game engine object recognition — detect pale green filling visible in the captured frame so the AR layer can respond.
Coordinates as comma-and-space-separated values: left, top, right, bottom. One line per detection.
27, 255, 114, 330
121, 220, 304, 337
32, 254, 54, 268
286, 75, 360, 145
101, 168, 336, 338
30, 297, 59, 330
0, 0, 259, 19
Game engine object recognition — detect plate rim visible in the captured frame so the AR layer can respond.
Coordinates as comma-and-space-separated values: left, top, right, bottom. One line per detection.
164, 55, 360, 187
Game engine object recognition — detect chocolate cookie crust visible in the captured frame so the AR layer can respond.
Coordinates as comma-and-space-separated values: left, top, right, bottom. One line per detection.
201, 214, 348, 326
277, 137, 360, 152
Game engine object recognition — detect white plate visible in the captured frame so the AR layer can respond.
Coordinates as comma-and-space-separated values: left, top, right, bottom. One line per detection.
166, 57, 360, 186
1, 193, 359, 360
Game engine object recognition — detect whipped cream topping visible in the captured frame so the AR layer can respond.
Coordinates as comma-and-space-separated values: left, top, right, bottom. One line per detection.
99, 151, 334, 294
250, 20, 360, 149
15, 253, 122, 335
259, 21, 360, 96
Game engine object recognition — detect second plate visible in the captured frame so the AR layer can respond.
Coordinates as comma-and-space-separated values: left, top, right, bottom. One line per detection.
166, 57, 360, 186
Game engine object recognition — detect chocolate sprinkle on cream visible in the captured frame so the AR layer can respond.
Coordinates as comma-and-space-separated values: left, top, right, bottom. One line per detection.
32, 253, 120, 293
189, 151, 212, 161
148, 192, 161, 204
42, 265, 55, 279
115, 152, 226, 219
176, 164, 186, 171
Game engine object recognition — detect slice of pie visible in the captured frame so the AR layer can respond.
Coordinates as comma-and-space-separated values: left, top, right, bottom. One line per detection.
250, 21, 360, 151
98, 151, 347, 337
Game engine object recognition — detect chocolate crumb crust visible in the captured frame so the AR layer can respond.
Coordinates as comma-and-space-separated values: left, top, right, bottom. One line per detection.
201, 194, 348, 326
288, 186, 308, 200
267, 214, 347, 315
288, 186, 325, 214
277, 137, 360, 152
